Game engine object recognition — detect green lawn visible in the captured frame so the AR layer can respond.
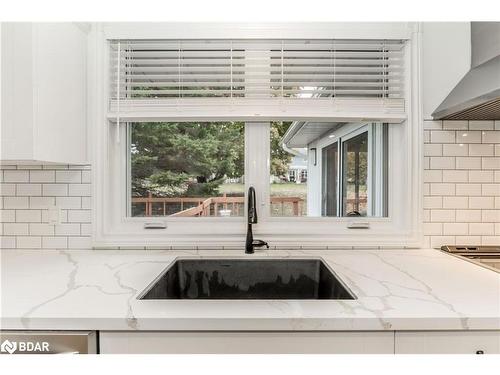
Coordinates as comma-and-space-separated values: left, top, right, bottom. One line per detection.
219, 183, 307, 199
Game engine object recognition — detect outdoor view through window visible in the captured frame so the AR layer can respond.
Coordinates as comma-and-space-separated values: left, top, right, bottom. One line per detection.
130, 122, 387, 218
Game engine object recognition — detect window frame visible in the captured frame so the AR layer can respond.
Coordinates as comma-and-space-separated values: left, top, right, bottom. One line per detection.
90, 23, 423, 249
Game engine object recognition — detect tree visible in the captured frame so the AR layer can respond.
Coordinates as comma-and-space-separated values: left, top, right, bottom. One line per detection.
131, 122, 244, 197
270, 121, 293, 178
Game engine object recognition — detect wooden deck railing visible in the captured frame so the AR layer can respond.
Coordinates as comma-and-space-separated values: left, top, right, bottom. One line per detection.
132, 193, 304, 217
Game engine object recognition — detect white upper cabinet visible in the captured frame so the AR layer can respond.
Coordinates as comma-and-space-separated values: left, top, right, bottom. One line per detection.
1, 23, 88, 164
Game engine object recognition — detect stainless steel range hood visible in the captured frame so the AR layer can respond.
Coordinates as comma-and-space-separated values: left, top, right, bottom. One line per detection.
432, 22, 500, 120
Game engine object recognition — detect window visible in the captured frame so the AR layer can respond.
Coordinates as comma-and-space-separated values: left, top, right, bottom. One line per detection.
129, 122, 244, 218
94, 28, 421, 248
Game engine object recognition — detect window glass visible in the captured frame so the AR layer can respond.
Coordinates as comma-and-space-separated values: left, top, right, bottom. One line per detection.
130, 122, 244, 217
342, 132, 368, 216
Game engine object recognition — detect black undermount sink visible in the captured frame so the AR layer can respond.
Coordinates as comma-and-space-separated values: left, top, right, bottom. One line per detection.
138, 258, 355, 300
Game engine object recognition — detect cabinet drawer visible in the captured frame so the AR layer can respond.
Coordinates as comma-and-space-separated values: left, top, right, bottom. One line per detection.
395, 331, 500, 354
100, 331, 394, 354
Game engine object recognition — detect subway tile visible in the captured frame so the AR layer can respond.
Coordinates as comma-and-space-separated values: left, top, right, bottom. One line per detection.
42, 237, 68, 249
81, 170, 91, 183
456, 210, 482, 222
0, 209, 16, 222
16, 183, 42, 196
16, 236, 42, 249
423, 196, 442, 209
495, 121, 500, 130
56, 170, 81, 183
424, 144, 442, 156
469, 223, 495, 236
496, 171, 500, 183
469, 170, 494, 183
442, 196, 468, 209
29, 196, 55, 209
482, 184, 500, 196
81, 197, 92, 209
469, 144, 494, 156
430, 183, 456, 196
456, 157, 481, 170
3, 197, 29, 209
442, 170, 468, 183
424, 170, 442, 183
3, 223, 29, 235
482, 210, 500, 222
482, 131, 500, 143
482, 157, 500, 170
0, 170, 3, 182
29, 170, 55, 183
42, 184, 68, 196
469, 196, 495, 209
430, 236, 455, 248
67, 210, 91, 223
30, 223, 55, 236
0, 183, 16, 196
423, 157, 430, 170
496, 145, 500, 156
68, 236, 92, 249
423, 121, 443, 130
422, 209, 430, 222
443, 144, 468, 156
429, 157, 455, 170
455, 236, 482, 245
431, 130, 456, 143
443, 223, 468, 235
482, 236, 500, 245
456, 131, 482, 144
80, 223, 92, 236
496, 197, 500, 209
423, 130, 430, 143
423, 222, 442, 235
56, 197, 81, 209
469, 121, 494, 131
68, 184, 91, 197
3, 170, 29, 183
15, 209, 42, 223
443, 121, 468, 130
496, 223, 500, 235
430, 210, 455, 222
55, 223, 81, 236
0, 236, 16, 248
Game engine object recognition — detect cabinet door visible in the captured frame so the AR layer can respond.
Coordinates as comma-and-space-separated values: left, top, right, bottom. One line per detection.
100, 331, 394, 354
395, 331, 500, 354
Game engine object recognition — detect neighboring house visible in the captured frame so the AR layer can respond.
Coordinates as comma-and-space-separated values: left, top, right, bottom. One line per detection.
282, 121, 388, 218
287, 154, 308, 183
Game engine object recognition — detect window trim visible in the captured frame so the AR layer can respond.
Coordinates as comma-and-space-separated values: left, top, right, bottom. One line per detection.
90, 23, 423, 249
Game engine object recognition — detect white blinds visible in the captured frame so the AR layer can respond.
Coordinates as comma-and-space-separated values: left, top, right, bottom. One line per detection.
108, 39, 406, 122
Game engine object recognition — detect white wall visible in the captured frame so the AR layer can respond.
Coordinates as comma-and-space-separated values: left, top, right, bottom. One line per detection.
422, 22, 471, 120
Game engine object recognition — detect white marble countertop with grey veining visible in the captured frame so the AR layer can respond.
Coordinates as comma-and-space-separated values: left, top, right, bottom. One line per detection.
1, 249, 499, 331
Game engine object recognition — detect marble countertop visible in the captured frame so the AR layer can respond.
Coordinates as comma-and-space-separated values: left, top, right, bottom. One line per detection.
1, 249, 499, 331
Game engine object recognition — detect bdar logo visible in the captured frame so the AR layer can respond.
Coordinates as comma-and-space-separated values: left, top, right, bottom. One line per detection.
1, 340, 17, 354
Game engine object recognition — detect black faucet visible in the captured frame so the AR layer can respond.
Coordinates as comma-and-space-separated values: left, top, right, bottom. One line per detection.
245, 186, 269, 254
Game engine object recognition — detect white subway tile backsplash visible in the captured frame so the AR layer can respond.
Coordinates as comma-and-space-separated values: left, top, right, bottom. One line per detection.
431, 130, 456, 143
469, 121, 494, 131
56, 170, 82, 183
482, 157, 500, 170
456, 157, 481, 170
469, 144, 494, 156
3, 170, 29, 183
1, 165, 92, 250
3, 223, 29, 236
68, 236, 92, 249
456, 131, 482, 144
482, 131, 500, 143
0, 184, 16, 196
443, 144, 468, 156
29, 170, 55, 183
3, 197, 29, 209
16, 184, 42, 196
424, 120, 500, 248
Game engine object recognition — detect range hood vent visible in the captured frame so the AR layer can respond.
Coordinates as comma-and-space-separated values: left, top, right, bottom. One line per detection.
433, 22, 500, 120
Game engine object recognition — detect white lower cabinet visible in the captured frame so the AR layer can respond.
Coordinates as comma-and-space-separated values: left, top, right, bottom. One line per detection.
395, 331, 500, 354
99, 331, 394, 354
